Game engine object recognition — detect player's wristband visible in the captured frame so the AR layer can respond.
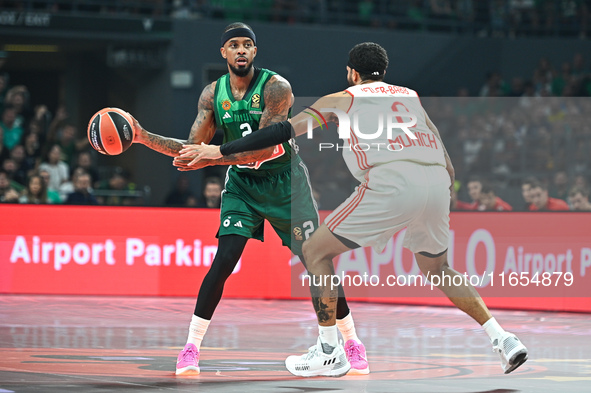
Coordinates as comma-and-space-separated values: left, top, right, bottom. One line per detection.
219, 120, 294, 156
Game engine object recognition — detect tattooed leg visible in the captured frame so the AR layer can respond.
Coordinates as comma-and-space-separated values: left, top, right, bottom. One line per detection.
302, 224, 353, 327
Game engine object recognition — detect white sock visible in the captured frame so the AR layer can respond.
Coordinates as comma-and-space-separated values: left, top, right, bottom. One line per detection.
336, 312, 360, 343
318, 325, 338, 353
187, 315, 211, 350
482, 317, 506, 343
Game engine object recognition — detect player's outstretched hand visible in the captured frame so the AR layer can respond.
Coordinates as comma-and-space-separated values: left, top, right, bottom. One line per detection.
179, 143, 222, 165
173, 143, 221, 171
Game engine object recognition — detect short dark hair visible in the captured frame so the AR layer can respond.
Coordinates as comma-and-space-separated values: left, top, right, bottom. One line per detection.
530, 181, 546, 191
467, 176, 482, 185
204, 177, 222, 187
480, 183, 496, 195
224, 22, 253, 33
521, 176, 538, 187
348, 42, 388, 81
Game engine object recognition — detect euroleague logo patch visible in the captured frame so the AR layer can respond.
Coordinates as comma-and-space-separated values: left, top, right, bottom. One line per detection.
293, 227, 303, 241
222, 100, 231, 111
251, 94, 261, 109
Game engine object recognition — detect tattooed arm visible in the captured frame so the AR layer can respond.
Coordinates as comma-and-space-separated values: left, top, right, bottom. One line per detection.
132, 82, 217, 157
174, 75, 293, 170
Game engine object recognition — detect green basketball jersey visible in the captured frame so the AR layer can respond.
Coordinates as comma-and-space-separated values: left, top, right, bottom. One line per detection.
213, 67, 293, 174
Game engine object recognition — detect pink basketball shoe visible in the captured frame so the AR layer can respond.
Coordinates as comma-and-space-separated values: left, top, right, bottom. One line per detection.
344, 339, 370, 375
175, 343, 200, 375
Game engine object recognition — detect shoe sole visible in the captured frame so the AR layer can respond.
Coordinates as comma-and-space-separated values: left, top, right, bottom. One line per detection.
175, 366, 200, 376
286, 364, 351, 377
347, 367, 370, 375
504, 350, 528, 374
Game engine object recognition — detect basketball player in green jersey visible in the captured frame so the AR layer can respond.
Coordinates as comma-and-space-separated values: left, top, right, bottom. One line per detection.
131, 23, 367, 376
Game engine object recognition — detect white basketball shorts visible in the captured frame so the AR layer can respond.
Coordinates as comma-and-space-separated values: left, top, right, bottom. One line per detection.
325, 160, 451, 255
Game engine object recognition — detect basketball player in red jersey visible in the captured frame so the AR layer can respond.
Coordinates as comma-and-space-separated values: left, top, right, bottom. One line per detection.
178, 42, 528, 377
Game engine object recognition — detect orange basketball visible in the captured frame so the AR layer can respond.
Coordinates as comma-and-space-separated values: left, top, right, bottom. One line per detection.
87, 108, 135, 155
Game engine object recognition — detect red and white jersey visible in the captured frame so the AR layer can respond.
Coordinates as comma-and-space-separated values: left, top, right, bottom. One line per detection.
342, 82, 446, 182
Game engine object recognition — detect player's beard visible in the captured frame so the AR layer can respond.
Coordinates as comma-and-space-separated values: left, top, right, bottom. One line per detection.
229, 62, 253, 77
347, 70, 355, 87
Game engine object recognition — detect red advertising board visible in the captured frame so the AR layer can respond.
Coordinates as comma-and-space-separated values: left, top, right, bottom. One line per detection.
1, 205, 590, 312
0, 205, 292, 298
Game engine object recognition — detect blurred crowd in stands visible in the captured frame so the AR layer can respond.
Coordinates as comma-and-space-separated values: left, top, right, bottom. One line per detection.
0, 57, 224, 207
2, 1, 590, 209
3, 0, 591, 38
0, 83, 141, 205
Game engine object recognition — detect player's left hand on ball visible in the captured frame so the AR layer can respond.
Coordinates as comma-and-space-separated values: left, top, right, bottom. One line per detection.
126, 113, 144, 143
179, 143, 222, 166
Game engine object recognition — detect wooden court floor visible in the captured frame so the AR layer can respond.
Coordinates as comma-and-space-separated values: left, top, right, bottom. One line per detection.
1, 295, 589, 392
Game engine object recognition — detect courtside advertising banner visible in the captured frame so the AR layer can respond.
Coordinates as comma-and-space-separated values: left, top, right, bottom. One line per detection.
1, 205, 590, 312
290, 211, 591, 312
0, 205, 291, 297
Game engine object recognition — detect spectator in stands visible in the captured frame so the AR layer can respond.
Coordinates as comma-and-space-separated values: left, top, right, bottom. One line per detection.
529, 181, 569, 211
65, 171, 98, 205
38, 168, 63, 204
569, 186, 591, 211
479, 71, 508, 96
22, 132, 41, 177
0, 169, 19, 203
1, 104, 25, 151
46, 105, 68, 147
54, 123, 88, 166
8, 144, 29, 185
29, 105, 52, 147
573, 174, 588, 189
59, 167, 88, 202
508, 77, 525, 96
1, 158, 25, 192
521, 177, 538, 211
451, 186, 477, 211
358, 0, 378, 27
197, 177, 222, 208
550, 170, 569, 200
551, 62, 572, 96
74, 150, 100, 186
477, 183, 513, 211
19, 173, 48, 204
489, 0, 509, 36
95, 168, 134, 205
466, 177, 482, 209
572, 53, 587, 79
39, 144, 69, 193
4, 85, 32, 121
165, 174, 195, 207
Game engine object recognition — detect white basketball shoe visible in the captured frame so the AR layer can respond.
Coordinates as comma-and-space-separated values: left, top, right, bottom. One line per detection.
285, 337, 351, 377
492, 332, 528, 374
